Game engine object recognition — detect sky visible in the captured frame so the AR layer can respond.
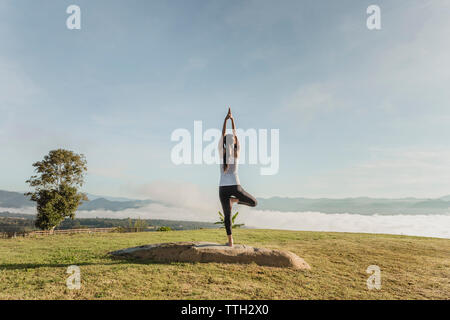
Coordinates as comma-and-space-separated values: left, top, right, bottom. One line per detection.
1, 0, 450, 200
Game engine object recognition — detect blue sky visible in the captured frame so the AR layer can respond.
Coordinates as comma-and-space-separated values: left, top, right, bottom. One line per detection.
1, 0, 449, 199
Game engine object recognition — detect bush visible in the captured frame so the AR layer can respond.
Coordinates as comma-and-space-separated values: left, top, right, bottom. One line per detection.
157, 226, 172, 232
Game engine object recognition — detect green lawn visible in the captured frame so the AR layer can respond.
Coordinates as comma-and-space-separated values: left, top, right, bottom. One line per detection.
0, 229, 449, 299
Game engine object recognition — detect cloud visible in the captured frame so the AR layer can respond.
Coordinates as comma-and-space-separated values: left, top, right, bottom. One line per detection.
298, 147, 450, 198
285, 83, 337, 119
0, 56, 41, 145
0, 207, 36, 215
376, 3, 450, 91
0, 57, 40, 111
88, 165, 133, 181
76, 205, 450, 239
4, 198, 448, 239
239, 208, 450, 239
284, 2, 450, 120
61, 170, 450, 240
124, 180, 218, 212
76, 203, 217, 222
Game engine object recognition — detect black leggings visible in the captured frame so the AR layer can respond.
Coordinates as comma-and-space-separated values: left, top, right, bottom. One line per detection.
219, 185, 257, 235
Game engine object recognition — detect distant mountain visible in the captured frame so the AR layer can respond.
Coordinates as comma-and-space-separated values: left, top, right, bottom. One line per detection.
86, 193, 138, 202
0, 190, 156, 212
1, 189, 449, 215
79, 198, 155, 211
0, 213, 220, 232
0, 190, 33, 208
256, 196, 450, 215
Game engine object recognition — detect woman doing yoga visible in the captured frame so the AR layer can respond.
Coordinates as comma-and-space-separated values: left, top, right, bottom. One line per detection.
219, 108, 257, 247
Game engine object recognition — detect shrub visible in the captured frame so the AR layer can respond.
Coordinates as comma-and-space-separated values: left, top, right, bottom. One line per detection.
157, 226, 172, 232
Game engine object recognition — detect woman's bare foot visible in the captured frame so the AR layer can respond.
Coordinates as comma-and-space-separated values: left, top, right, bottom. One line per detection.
227, 235, 234, 247
229, 198, 239, 207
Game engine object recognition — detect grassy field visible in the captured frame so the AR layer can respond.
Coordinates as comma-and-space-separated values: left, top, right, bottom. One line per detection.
0, 229, 449, 300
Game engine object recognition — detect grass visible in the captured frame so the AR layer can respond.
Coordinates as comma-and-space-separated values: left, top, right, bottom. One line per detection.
0, 229, 449, 300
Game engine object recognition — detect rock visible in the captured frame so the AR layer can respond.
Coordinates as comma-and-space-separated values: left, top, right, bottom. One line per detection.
109, 241, 311, 270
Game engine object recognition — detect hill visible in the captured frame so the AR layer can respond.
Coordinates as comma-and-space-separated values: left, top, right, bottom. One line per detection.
257, 196, 450, 214
0, 190, 156, 212
0, 213, 219, 232
78, 198, 154, 211
0, 229, 448, 299
0, 190, 33, 208
2, 189, 449, 215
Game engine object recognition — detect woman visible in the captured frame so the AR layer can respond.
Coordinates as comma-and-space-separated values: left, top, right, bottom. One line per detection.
219, 107, 257, 247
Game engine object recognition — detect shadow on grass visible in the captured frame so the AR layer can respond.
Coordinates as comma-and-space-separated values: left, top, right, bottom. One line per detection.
0, 255, 189, 271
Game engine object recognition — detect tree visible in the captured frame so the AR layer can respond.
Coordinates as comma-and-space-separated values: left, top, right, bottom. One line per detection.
134, 218, 147, 232
215, 211, 245, 229
126, 217, 148, 232
26, 149, 88, 231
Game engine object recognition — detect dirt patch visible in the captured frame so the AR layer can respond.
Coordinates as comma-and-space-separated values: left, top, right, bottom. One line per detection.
110, 241, 311, 270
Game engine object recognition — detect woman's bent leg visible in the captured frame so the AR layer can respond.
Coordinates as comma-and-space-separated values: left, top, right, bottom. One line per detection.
235, 185, 258, 207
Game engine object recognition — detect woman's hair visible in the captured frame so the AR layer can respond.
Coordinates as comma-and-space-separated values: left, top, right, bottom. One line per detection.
223, 134, 237, 173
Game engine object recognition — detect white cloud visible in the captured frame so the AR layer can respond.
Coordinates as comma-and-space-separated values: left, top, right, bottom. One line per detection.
298, 147, 450, 198
285, 83, 337, 119
6, 203, 448, 239
76, 205, 450, 239
0, 56, 41, 143
284, 2, 450, 119
0, 207, 36, 215
74, 171, 450, 239
88, 165, 132, 181
76, 203, 217, 222
122, 180, 218, 212
376, 3, 450, 91
0, 57, 40, 110
240, 208, 450, 239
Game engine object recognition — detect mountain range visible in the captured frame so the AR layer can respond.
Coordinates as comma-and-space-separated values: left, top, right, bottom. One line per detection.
257, 196, 450, 215
1, 190, 449, 215
0, 190, 155, 212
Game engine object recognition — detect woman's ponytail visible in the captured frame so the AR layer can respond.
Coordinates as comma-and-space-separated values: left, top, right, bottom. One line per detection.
223, 139, 229, 173
223, 135, 237, 173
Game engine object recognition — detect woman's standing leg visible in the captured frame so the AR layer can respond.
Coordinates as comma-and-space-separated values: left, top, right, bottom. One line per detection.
219, 187, 233, 238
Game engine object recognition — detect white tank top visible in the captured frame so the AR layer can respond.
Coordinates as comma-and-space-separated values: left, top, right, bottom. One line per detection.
218, 135, 240, 186
219, 161, 240, 186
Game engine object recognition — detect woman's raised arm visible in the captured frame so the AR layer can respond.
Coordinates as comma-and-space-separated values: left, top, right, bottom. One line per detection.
222, 107, 232, 137
222, 115, 229, 138
229, 109, 240, 156
230, 115, 237, 138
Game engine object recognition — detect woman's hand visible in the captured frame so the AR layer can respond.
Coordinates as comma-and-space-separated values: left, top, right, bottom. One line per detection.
227, 107, 233, 120
222, 107, 236, 140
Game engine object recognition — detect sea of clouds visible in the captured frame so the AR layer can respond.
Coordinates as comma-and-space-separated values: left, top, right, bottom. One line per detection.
3, 203, 448, 239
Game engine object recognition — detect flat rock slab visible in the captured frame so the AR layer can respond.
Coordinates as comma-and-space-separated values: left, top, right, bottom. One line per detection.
109, 241, 311, 270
